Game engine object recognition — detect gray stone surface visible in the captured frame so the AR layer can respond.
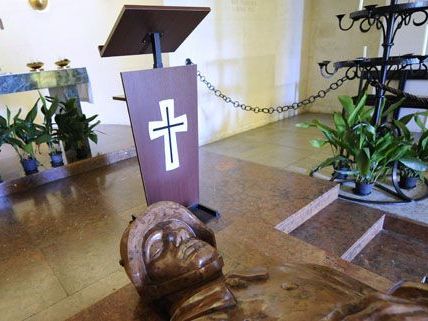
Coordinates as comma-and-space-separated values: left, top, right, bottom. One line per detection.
0, 68, 88, 95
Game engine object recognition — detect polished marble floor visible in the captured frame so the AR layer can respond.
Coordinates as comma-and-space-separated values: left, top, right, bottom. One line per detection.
203, 115, 428, 224
1, 113, 427, 321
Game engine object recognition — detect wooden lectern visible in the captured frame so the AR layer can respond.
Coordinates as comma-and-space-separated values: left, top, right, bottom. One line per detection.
99, 5, 218, 222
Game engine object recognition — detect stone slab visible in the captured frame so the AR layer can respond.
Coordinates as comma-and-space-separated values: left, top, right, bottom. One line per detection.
290, 200, 385, 257
199, 151, 339, 231
352, 221, 428, 283
289, 198, 428, 283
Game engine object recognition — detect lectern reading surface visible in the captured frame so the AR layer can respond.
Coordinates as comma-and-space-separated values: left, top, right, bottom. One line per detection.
100, 5, 218, 223
99, 5, 210, 58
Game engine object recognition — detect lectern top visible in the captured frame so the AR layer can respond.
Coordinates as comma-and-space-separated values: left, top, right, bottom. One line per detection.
99, 5, 210, 58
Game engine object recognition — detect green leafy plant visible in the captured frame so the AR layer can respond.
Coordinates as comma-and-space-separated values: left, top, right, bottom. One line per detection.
39, 93, 61, 155
0, 111, 22, 151
395, 111, 428, 179
344, 123, 410, 183
55, 98, 99, 157
297, 94, 409, 185
7, 104, 46, 161
296, 93, 372, 175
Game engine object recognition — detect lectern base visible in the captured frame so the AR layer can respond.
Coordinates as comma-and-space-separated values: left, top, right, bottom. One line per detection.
188, 203, 220, 223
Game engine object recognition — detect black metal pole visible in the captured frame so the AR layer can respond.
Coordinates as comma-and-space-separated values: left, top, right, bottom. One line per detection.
372, 0, 397, 125
150, 32, 163, 69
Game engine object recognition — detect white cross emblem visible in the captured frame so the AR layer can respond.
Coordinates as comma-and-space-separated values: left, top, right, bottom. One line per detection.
148, 99, 188, 171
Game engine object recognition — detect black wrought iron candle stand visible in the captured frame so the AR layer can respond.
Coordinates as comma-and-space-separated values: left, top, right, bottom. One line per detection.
319, 0, 428, 204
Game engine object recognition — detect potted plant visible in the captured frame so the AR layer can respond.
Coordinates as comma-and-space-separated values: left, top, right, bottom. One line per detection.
338, 97, 409, 195
39, 94, 64, 167
296, 93, 372, 178
55, 98, 100, 162
298, 93, 409, 196
349, 128, 410, 195
394, 111, 428, 189
7, 105, 46, 175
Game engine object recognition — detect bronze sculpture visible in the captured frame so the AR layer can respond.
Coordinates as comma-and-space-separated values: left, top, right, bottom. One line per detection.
120, 201, 428, 321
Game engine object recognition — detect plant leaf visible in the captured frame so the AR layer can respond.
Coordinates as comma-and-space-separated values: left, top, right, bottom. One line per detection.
348, 94, 367, 126
309, 139, 327, 148
400, 157, 428, 172
25, 104, 38, 123
382, 98, 405, 118
338, 95, 354, 116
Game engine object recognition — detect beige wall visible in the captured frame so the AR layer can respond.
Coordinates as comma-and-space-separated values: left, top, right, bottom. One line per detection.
300, 0, 381, 114
165, 0, 307, 144
0, 0, 306, 145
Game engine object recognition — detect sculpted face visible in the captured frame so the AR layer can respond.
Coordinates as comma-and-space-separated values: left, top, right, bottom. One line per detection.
143, 220, 223, 286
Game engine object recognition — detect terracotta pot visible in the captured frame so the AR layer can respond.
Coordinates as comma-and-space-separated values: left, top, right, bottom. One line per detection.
354, 182, 374, 196
21, 158, 39, 175
399, 175, 418, 190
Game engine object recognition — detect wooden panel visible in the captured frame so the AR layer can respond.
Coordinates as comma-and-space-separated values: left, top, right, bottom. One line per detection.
121, 65, 199, 207
100, 5, 210, 57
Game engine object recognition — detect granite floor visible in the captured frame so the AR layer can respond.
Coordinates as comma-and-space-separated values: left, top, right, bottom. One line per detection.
203, 114, 428, 224
1, 112, 427, 321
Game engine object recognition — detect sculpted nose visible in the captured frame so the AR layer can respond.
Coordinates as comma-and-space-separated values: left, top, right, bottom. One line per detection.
169, 229, 191, 247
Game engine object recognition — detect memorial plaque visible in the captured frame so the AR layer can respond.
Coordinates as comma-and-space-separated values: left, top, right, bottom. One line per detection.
121, 65, 199, 206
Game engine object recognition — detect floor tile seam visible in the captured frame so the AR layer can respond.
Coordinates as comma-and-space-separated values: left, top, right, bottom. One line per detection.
63, 266, 125, 297
22, 268, 128, 321
36, 247, 70, 297
23, 268, 125, 321
272, 143, 321, 155
286, 155, 315, 168
200, 151, 289, 172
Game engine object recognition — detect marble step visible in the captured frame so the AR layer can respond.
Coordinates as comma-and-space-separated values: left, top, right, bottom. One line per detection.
289, 199, 428, 283
353, 215, 428, 283
290, 200, 385, 257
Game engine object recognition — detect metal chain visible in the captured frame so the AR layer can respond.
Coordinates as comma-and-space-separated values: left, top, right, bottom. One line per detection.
197, 70, 349, 114
369, 78, 428, 105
